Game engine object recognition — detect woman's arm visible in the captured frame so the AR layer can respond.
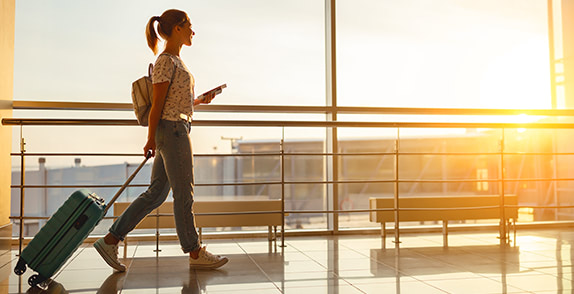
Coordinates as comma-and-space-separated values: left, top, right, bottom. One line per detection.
144, 81, 170, 157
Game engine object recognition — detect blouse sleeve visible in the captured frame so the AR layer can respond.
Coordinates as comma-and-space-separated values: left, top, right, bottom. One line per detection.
152, 54, 176, 84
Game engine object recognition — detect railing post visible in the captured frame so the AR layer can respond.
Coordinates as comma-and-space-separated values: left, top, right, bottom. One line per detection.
153, 208, 161, 254
325, 0, 339, 235
393, 129, 401, 245
280, 137, 286, 248
499, 129, 508, 246
548, 0, 558, 109
18, 126, 26, 256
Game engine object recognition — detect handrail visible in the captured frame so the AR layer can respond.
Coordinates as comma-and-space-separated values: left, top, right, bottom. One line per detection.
4, 118, 574, 129
11, 204, 574, 220
11, 100, 574, 116
11, 151, 574, 157
13, 177, 574, 190
7, 108, 574, 248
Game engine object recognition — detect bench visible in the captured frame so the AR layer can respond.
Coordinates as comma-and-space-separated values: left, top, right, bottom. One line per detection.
369, 195, 518, 246
114, 200, 283, 258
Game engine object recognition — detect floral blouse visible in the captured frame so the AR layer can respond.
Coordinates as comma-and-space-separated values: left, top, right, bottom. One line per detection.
152, 53, 195, 121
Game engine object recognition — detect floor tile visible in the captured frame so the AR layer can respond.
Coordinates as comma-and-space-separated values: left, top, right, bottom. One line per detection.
492, 272, 574, 292
282, 284, 364, 294
335, 268, 406, 280
258, 260, 328, 274
425, 277, 527, 293
207, 288, 280, 294
202, 281, 277, 293
353, 280, 448, 294
266, 270, 339, 284
343, 275, 418, 285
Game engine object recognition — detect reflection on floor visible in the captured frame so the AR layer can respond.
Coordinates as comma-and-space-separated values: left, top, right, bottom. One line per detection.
2, 229, 574, 293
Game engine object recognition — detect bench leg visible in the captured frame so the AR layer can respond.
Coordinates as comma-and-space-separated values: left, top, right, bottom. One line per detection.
381, 222, 386, 249
512, 219, 517, 247
501, 219, 513, 246
507, 219, 516, 247
506, 219, 510, 244
443, 220, 448, 247
381, 222, 386, 238
123, 238, 128, 259
199, 228, 203, 244
268, 226, 272, 241
274, 226, 277, 241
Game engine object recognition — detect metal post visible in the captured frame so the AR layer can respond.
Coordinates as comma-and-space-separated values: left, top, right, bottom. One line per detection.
280, 136, 286, 248
499, 129, 508, 246
18, 126, 26, 256
153, 208, 161, 254
548, 0, 560, 220
125, 163, 130, 201
552, 131, 559, 221
325, 0, 339, 234
548, 0, 558, 109
393, 129, 401, 245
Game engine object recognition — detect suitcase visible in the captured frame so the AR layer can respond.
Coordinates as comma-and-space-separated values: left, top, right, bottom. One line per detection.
14, 153, 151, 287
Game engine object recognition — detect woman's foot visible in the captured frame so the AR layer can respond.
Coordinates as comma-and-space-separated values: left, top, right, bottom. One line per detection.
189, 247, 228, 269
94, 237, 126, 272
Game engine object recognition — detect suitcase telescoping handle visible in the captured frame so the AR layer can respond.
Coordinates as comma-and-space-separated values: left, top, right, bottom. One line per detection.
103, 151, 152, 214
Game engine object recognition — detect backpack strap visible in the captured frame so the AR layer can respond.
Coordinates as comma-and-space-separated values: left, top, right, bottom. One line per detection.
153, 53, 178, 119
149, 52, 177, 80
160, 53, 177, 96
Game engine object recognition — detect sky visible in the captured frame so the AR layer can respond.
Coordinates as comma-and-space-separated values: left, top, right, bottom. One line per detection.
10, 0, 553, 168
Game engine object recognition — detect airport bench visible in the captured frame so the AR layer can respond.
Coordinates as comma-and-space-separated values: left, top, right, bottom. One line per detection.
114, 199, 283, 258
369, 195, 518, 246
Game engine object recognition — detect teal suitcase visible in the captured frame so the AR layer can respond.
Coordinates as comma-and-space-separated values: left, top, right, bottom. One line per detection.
15, 190, 105, 286
14, 153, 151, 287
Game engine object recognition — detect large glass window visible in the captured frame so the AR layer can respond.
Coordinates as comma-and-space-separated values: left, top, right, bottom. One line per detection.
336, 0, 550, 109
14, 0, 325, 106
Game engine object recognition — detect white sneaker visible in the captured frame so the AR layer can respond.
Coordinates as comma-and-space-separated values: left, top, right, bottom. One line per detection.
94, 238, 126, 272
189, 247, 228, 269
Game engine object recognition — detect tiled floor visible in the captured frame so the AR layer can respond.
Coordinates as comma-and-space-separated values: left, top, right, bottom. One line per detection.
3, 229, 574, 293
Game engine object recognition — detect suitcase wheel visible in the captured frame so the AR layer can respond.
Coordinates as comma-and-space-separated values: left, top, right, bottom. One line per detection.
28, 274, 47, 287
14, 258, 26, 275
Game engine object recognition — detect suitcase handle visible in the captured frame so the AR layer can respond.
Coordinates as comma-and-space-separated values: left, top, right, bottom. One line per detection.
103, 151, 152, 214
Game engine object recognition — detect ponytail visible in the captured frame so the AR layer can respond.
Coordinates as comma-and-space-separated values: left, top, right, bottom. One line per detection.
146, 16, 161, 55
145, 10, 189, 55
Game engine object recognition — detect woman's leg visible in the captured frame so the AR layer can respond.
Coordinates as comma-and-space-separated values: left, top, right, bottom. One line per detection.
108, 151, 171, 241
152, 120, 227, 268
159, 121, 200, 253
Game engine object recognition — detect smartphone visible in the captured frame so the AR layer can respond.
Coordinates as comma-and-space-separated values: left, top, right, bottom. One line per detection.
197, 84, 227, 102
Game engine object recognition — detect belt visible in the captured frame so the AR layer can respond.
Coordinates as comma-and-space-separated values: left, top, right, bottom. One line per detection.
179, 113, 192, 123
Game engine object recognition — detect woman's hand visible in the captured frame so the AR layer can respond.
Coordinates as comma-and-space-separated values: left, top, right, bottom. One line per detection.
203, 91, 216, 103
194, 92, 216, 106
144, 138, 156, 158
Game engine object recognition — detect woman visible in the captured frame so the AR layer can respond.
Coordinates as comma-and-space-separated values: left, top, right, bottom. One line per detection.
94, 9, 228, 271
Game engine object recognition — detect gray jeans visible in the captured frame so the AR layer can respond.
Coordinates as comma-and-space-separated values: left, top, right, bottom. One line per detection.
109, 119, 200, 253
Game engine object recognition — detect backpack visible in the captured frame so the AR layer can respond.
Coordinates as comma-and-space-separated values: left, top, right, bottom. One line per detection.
131, 54, 176, 126
131, 63, 154, 126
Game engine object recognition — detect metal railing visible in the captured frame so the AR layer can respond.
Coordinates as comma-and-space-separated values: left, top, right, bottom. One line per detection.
6, 101, 574, 253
